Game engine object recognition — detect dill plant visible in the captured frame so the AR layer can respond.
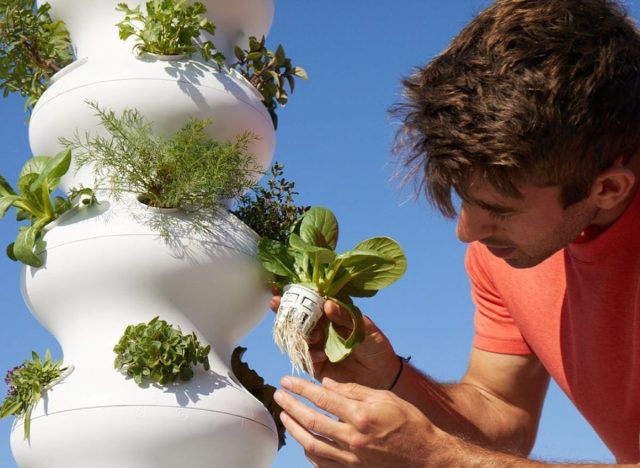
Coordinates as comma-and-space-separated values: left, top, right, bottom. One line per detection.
62, 102, 260, 220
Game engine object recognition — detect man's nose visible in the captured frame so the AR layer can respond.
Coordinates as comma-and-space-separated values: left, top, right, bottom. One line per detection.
456, 204, 495, 243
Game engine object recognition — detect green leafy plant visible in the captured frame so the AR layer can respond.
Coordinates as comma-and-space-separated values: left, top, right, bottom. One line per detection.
233, 162, 308, 242
0, 149, 96, 267
114, 316, 211, 386
0, 350, 68, 440
62, 102, 259, 231
0, 0, 73, 109
231, 346, 286, 449
116, 0, 224, 64
230, 36, 307, 129
258, 206, 406, 365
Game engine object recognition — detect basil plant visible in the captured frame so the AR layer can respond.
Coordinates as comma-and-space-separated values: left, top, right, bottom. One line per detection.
0, 149, 95, 267
258, 206, 406, 363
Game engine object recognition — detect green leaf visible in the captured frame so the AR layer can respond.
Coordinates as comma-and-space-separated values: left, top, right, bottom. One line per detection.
12, 224, 43, 267
342, 237, 406, 292
336, 248, 394, 268
323, 299, 365, 363
288, 233, 336, 264
23, 405, 32, 440
293, 67, 308, 80
6, 242, 17, 261
0, 175, 16, 197
30, 148, 71, 193
19, 156, 49, 182
0, 401, 23, 419
0, 195, 20, 219
234, 45, 246, 61
257, 238, 299, 280
296, 206, 339, 250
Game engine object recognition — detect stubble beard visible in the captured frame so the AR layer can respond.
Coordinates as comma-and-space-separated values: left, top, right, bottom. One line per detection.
503, 203, 600, 269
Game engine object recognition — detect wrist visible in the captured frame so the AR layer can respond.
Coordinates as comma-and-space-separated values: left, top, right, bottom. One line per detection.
387, 355, 411, 390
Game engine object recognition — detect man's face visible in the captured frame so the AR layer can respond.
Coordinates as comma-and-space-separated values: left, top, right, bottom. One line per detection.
455, 176, 599, 268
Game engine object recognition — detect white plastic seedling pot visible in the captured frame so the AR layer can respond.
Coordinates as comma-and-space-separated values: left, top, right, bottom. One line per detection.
273, 284, 326, 374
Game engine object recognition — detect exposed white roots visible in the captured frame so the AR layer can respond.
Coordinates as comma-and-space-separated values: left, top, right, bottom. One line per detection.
273, 307, 315, 376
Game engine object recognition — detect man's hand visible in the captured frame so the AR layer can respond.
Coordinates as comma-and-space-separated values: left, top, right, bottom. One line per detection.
271, 296, 400, 389
274, 376, 442, 467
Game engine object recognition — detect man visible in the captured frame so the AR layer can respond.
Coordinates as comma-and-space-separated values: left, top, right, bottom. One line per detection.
272, 0, 640, 466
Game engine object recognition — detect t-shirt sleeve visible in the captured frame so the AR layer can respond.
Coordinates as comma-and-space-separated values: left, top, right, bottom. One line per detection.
465, 243, 532, 355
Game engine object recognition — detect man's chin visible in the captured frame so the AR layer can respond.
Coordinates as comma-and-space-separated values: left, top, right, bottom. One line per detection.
502, 253, 548, 269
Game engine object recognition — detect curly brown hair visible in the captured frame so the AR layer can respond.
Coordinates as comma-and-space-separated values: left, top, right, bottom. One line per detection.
392, 0, 640, 217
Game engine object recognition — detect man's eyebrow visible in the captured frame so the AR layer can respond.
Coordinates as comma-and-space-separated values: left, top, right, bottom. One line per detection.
467, 198, 520, 214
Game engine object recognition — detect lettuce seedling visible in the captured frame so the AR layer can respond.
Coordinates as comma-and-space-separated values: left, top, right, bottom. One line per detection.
258, 206, 406, 369
113, 316, 211, 386
0, 149, 95, 267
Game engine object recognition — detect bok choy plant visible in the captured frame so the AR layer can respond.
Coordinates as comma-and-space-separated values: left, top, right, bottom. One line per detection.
0, 149, 95, 267
258, 206, 406, 374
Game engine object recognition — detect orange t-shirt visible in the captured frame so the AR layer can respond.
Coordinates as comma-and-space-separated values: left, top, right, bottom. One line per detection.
466, 190, 640, 463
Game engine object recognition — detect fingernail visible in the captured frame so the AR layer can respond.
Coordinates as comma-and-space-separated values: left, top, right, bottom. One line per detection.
274, 389, 284, 403
280, 376, 292, 389
279, 411, 288, 422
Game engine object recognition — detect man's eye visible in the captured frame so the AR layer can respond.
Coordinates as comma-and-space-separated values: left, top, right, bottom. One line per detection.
487, 210, 514, 221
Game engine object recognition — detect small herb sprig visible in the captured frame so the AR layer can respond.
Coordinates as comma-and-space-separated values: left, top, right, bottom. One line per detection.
0, 0, 73, 109
259, 207, 406, 362
233, 162, 308, 242
116, 0, 224, 64
114, 316, 211, 386
230, 36, 307, 129
0, 350, 68, 440
0, 149, 95, 267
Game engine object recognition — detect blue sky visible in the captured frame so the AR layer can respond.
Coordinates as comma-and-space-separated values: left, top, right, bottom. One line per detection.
1, 0, 633, 466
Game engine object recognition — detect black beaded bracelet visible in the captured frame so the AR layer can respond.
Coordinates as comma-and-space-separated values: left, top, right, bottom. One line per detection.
387, 355, 411, 391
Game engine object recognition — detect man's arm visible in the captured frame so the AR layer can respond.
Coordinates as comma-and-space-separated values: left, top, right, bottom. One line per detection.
275, 377, 634, 467
291, 297, 550, 456
393, 348, 550, 455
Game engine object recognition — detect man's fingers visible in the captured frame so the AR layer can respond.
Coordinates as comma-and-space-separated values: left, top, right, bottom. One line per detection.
278, 411, 359, 465
275, 387, 349, 440
270, 295, 281, 313
323, 300, 354, 328
322, 377, 378, 402
280, 377, 356, 423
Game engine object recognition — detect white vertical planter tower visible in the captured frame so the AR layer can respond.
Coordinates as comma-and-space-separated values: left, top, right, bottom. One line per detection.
10, 1, 279, 467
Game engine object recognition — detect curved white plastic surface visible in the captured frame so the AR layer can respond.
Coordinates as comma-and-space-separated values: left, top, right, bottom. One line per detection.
11, 197, 277, 467
29, 54, 275, 191
39, 0, 275, 62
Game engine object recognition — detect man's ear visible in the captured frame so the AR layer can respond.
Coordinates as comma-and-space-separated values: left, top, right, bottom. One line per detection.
590, 160, 636, 210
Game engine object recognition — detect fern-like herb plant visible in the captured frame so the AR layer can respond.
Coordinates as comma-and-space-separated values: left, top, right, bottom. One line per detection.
61, 102, 260, 236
